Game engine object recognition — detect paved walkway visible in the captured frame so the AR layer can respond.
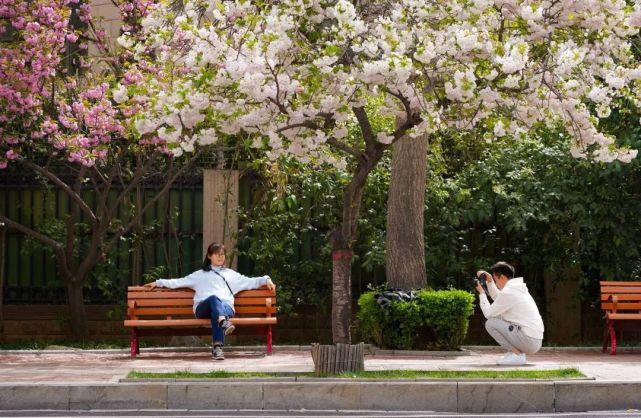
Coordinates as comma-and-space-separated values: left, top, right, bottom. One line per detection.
1, 346, 640, 383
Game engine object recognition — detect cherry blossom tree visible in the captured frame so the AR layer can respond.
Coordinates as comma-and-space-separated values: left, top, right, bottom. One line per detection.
128, 0, 641, 343
0, 0, 206, 338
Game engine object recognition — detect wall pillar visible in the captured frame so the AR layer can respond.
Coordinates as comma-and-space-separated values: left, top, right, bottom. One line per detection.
202, 170, 239, 269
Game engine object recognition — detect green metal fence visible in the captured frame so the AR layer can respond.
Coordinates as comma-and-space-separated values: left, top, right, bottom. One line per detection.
0, 179, 204, 304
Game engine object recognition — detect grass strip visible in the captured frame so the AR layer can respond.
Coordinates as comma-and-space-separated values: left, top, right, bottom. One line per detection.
128, 368, 584, 380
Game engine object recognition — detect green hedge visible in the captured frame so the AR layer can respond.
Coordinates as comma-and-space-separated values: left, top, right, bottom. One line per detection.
356, 289, 475, 350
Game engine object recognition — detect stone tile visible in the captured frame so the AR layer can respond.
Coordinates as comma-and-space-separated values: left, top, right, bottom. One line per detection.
458, 381, 555, 413
555, 381, 641, 412
69, 384, 166, 410
168, 382, 264, 410
0, 385, 70, 410
264, 382, 361, 410
360, 382, 457, 412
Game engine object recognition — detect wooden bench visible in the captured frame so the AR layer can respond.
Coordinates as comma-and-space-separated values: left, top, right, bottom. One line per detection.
601, 281, 641, 355
124, 286, 277, 358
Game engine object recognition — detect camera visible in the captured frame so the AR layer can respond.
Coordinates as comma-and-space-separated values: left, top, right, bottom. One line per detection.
475, 272, 489, 293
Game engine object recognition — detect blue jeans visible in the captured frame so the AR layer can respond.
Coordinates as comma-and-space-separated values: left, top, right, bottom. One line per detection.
195, 295, 234, 346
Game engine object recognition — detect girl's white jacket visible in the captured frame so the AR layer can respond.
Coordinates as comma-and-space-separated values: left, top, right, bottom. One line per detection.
154, 267, 269, 313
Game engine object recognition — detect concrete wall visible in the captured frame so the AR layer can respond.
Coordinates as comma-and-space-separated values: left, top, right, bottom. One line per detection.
202, 170, 240, 268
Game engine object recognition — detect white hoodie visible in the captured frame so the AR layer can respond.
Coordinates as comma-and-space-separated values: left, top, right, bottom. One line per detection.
479, 277, 544, 339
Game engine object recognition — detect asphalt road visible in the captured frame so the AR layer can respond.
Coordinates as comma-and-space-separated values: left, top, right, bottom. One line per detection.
1, 410, 640, 417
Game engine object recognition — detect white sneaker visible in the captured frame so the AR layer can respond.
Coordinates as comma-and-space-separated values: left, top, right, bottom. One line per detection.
497, 352, 526, 366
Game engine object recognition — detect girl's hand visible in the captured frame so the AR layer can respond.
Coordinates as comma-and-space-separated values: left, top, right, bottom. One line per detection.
265, 278, 276, 291
143, 282, 157, 290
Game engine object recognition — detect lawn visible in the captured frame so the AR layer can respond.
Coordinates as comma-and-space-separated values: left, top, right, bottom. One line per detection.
127, 368, 584, 379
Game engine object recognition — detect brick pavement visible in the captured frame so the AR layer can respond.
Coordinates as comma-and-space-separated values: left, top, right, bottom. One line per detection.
1, 346, 640, 383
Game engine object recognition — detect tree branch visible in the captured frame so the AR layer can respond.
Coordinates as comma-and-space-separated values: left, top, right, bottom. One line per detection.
352, 106, 376, 146
19, 159, 98, 223
0, 214, 73, 280
104, 149, 204, 254
325, 137, 362, 158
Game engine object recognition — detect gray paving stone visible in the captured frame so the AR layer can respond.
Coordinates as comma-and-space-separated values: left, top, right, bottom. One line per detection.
69, 384, 167, 410
555, 381, 641, 412
167, 382, 264, 409
263, 382, 361, 410
458, 381, 555, 413
359, 382, 457, 412
0, 385, 70, 410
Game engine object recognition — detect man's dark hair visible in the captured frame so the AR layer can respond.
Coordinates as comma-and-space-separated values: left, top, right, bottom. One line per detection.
490, 261, 515, 279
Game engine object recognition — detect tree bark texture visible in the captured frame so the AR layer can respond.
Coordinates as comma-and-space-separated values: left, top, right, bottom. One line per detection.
385, 133, 428, 289
331, 144, 384, 344
0, 224, 5, 337
66, 279, 88, 339
311, 342, 365, 376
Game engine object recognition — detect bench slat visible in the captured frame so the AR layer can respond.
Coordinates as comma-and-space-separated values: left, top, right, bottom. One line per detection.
601, 286, 641, 295
131, 306, 278, 316
607, 313, 641, 320
601, 294, 641, 301
601, 303, 641, 311
133, 299, 194, 307
600, 281, 641, 286
233, 297, 277, 305
130, 298, 276, 308
128, 286, 275, 296
128, 291, 195, 299
125, 317, 277, 327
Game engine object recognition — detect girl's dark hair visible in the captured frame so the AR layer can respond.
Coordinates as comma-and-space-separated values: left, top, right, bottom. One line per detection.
490, 261, 515, 279
202, 242, 225, 271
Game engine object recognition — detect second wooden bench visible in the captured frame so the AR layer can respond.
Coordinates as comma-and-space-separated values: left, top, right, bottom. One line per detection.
601, 280, 641, 355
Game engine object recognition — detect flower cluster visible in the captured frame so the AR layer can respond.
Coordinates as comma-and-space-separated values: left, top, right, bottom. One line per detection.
0, 0, 149, 168
123, 0, 641, 165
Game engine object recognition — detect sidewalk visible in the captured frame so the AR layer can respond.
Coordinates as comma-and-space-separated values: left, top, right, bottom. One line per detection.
1, 346, 641, 413
1, 345, 640, 383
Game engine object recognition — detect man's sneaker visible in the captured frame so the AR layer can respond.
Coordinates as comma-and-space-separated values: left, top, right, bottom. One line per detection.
219, 318, 236, 335
212, 345, 224, 360
497, 352, 526, 366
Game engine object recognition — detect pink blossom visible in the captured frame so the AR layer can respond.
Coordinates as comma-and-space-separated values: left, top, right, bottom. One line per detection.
66, 33, 78, 43
123, 70, 143, 85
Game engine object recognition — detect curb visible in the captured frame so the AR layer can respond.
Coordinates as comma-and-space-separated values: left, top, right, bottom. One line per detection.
1, 380, 640, 413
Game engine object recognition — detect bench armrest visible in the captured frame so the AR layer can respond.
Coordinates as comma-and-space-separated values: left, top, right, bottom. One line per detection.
609, 295, 619, 314
127, 300, 138, 319
266, 297, 272, 318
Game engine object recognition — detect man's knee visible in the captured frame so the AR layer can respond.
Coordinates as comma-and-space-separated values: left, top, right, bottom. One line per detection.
485, 317, 502, 333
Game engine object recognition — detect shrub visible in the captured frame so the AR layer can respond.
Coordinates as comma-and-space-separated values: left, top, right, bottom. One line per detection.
356, 288, 475, 350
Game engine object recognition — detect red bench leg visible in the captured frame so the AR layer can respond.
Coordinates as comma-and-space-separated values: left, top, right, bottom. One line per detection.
266, 325, 273, 355
609, 321, 617, 355
130, 329, 139, 358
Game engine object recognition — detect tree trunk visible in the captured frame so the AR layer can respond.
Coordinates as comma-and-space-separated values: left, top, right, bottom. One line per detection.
331, 248, 353, 344
66, 279, 88, 340
331, 145, 384, 343
385, 132, 428, 289
0, 223, 5, 339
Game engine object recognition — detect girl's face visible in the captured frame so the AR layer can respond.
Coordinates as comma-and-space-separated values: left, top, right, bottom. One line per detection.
208, 250, 225, 267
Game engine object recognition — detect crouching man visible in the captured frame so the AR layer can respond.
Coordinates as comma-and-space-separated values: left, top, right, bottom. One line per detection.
475, 261, 544, 366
